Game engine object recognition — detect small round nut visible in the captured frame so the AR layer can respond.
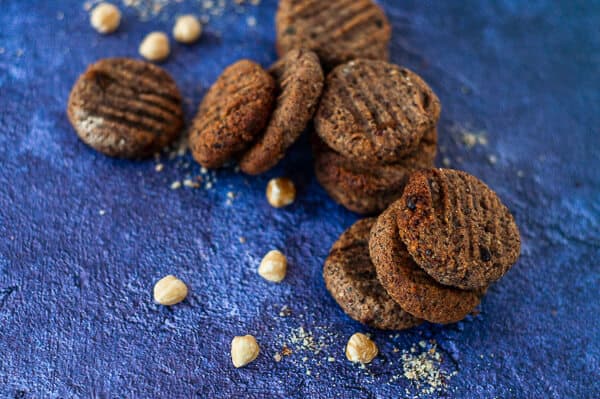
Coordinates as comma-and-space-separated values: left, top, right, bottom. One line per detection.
345, 333, 378, 364
173, 15, 203, 44
153, 275, 188, 306
90, 2, 121, 34
258, 250, 287, 283
266, 177, 296, 208
139, 32, 170, 62
231, 335, 260, 368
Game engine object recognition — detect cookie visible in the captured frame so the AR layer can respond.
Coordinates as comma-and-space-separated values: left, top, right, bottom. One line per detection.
323, 218, 422, 330
67, 58, 184, 158
239, 49, 324, 175
397, 169, 521, 290
190, 60, 276, 168
315, 60, 441, 165
276, 0, 391, 70
313, 128, 437, 214
370, 205, 485, 324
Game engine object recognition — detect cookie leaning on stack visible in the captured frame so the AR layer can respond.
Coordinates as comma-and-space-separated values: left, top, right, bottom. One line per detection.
313, 59, 441, 214
323, 168, 521, 328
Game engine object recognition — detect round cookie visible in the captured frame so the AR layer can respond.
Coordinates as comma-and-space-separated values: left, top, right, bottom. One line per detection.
397, 168, 521, 290
239, 49, 324, 175
276, 0, 391, 70
370, 205, 485, 324
323, 218, 422, 330
313, 128, 437, 215
67, 58, 184, 158
190, 60, 276, 168
315, 60, 441, 165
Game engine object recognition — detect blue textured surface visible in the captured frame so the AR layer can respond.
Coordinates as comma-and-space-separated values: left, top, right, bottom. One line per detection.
1, 1, 599, 398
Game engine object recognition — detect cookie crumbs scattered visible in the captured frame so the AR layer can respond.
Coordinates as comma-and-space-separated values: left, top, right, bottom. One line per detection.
442, 157, 451, 167
281, 345, 293, 356
487, 154, 498, 165
155, 163, 164, 172
327, 357, 335, 362
274, 352, 282, 362
99, 209, 106, 215
170, 180, 181, 190
239, 236, 246, 244
392, 342, 457, 397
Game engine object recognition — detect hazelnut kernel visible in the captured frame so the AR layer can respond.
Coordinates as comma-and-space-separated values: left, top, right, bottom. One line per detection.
266, 177, 296, 208
173, 15, 202, 44
231, 335, 260, 368
90, 2, 121, 34
345, 333, 378, 364
258, 250, 287, 283
153, 275, 188, 306
139, 32, 170, 62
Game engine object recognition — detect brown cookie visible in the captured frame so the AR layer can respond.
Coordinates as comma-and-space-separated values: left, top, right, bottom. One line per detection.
397, 169, 521, 290
313, 128, 437, 215
190, 60, 276, 168
315, 60, 441, 165
239, 49, 324, 175
323, 218, 422, 330
276, 0, 391, 70
67, 58, 184, 158
370, 205, 485, 324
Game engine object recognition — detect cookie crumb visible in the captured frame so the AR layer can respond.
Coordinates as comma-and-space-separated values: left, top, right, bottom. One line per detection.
279, 305, 291, 317
488, 154, 498, 165
274, 352, 282, 362
98, 209, 106, 216
155, 163, 164, 172
183, 178, 200, 188
170, 180, 182, 190
239, 236, 246, 244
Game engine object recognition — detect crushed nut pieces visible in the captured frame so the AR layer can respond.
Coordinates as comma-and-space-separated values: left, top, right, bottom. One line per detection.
345, 333, 378, 364
258, 250, 287, 283
266, 177, 296, 208
153, 275, 188, 306
231, 335, 260, 368
90, 2, 121, 34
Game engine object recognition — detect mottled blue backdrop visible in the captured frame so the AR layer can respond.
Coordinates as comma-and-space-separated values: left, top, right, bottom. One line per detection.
0, 0, 598, 398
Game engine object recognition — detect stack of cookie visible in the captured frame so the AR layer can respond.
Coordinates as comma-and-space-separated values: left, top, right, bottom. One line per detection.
189, 49, 324, 175
324, 168, 521, 329
313, 59, 441, 215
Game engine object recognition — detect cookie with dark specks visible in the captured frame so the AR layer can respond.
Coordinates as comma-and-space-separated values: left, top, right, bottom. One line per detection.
190, 60, 276, 168
67, 58, 184, 158
397, 169, 521, 290
323, 218, 422, 330
315, 60, 441, 165
313, 128, 437, 214
276, 0, 391, 70
370, 205, 485, 324
239, 49, 324, 175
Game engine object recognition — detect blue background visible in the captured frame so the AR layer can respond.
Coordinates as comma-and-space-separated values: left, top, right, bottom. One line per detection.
0, 0, 598, 397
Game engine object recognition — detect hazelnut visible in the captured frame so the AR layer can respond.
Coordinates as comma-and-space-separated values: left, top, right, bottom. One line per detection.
345, 333, 378, 364
258, 250, 287, 283
231, 335, 260, 368
90, 2, 121, 34
173, 15, 202, 44
266, 177, 296, 208
139, 32, 170, 62
153, 275, 188, 305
